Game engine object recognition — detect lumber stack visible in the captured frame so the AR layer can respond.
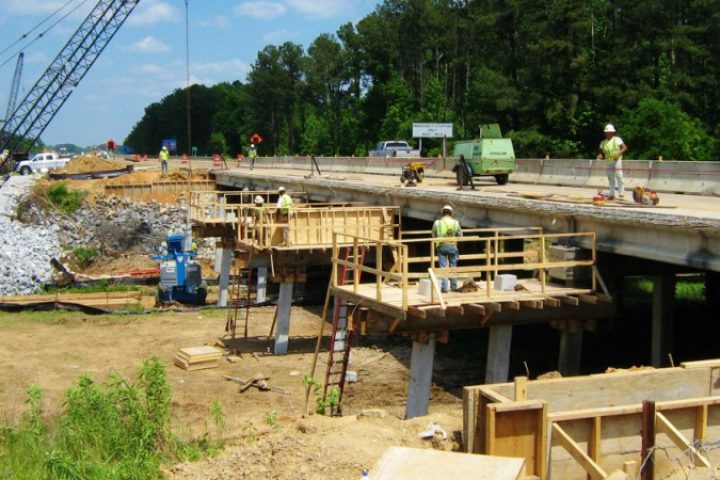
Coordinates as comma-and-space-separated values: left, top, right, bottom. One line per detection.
0, 291, 143, 310
174, 346, 223, 371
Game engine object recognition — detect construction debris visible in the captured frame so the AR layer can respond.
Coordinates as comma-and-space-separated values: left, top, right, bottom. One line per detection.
223, 373, 288, 394
174, 346, 223, 371
456, 279, 479, 293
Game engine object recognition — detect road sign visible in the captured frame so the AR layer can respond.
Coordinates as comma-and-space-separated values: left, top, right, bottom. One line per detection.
162, 139, 177, 152
249, 133, 263, 144
412, 123, 453, 138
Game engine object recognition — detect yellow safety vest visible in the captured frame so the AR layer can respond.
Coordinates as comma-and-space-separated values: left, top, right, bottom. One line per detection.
434, 216, 460, 246
600, 136, 623, 163
279, 194, 293, 214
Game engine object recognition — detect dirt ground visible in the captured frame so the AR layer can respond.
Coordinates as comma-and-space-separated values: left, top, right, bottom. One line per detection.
0, 304, 465, 479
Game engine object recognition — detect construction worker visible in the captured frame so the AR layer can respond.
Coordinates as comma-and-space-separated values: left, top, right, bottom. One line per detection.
248, 144, 257, 170
457, 153, 476, 191
276, 186, 293, 246
596, 124, 628, 200
159, 145, 169, 176
432, 205, 462, 293
253, 195, 267, 244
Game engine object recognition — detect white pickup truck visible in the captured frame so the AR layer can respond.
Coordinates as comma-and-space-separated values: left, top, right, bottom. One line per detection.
14, 152, 71, 175
369, 140, 420, 158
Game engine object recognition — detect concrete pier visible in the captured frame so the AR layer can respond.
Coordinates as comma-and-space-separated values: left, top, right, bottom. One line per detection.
405, 333, 436, 419
216, 247, 233, 307
274, 282, 294, 355
485, 325, 513, 384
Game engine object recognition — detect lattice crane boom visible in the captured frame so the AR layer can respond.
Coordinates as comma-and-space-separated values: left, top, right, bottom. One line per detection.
0, 0, 140, 170
3, 52, 24, 125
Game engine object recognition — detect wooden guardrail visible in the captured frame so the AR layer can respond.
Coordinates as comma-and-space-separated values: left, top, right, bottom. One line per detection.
330, 228, 598, 312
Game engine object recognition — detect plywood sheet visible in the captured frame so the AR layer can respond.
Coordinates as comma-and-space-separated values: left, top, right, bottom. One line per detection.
370, 446, 525, 480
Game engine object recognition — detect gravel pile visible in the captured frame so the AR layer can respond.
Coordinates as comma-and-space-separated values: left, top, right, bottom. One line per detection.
0, 176, 64, 295
0, 177, 202, 295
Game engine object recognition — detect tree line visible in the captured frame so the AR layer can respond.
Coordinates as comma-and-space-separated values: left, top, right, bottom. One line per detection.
124, 0, 720, 161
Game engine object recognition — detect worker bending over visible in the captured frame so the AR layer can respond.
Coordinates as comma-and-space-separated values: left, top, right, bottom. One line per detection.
432, 205, 462, 293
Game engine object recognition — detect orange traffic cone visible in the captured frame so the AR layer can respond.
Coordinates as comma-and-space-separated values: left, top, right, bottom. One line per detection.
181, 153, 188, 164
213, 154, 221, 167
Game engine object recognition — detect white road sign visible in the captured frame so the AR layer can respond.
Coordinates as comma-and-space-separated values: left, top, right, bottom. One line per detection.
412, 123, 453, 138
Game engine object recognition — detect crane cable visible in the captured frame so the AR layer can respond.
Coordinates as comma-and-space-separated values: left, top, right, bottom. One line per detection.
0, 0, 91, 70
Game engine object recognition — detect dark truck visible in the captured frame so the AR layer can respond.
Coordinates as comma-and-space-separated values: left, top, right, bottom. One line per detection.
452, 124, 516, 185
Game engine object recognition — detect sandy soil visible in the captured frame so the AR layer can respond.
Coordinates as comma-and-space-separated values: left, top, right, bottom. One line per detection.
0, 305, 465, 479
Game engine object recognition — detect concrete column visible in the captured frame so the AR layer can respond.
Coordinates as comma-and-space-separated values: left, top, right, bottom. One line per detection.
256, 267, 268, 304
273, 282, 294, 355
651, 274, 676, 367
216, 247, 233, 307
405, 333, 436, 419
706, 272, 720, 313
558, 330, 583, 376
485, 325, 513, 384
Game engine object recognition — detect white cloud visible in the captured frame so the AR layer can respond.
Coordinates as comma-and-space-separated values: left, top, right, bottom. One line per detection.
124, 36, 170, 53
287, 0, 351, 18
126, 0, 180, 26
234, 1, 286, 20
198, 15, 230, 29
194, 59, 250, 78
261, 29, 299, 44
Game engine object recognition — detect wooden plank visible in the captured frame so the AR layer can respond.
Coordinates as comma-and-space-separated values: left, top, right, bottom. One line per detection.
465, 303, 486, 316
520, 300, 543, 310
485, 302, 502, 313
655, 411, 712, 468
695, 404, 708, 442
551, 423, 607, 480
578, 294, 597, 304
588, 417, 602, 480
407, 306, 427, 319
463, 387, 480, 453
514, 376, 528, 401
545, 297, 561, 307
559, 296, 580, 306
446, 305, 464, 316
505, 300, 520, 311
370, 446, 525, 480
427, 268, 446, 310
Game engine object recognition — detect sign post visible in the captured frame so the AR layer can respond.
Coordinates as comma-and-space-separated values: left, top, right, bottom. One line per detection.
412, 123, 453, 158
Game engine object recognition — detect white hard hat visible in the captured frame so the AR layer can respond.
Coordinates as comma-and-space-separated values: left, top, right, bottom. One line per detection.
278, 186, 286, 192
442, 205, 453, 213
604, 124, 616, 133
250, 144, 256, 148
254, 195, 264, 204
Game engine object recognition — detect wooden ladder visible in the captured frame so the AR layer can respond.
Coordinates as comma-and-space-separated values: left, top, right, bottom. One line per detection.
322, 246, 366, 415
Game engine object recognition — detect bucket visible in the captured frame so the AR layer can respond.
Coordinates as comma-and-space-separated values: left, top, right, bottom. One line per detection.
417, 278, 432, 296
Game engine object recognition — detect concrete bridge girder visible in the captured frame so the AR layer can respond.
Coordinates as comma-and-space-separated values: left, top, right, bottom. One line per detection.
214, 172, 720, 273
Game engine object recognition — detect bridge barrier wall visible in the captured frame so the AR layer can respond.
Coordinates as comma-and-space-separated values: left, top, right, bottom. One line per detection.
242, 156, 720, 196
647, 161, 720, 195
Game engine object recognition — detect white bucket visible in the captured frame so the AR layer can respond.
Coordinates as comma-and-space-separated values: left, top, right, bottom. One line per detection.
417, 278, 432, 296
494, 274, 517, 291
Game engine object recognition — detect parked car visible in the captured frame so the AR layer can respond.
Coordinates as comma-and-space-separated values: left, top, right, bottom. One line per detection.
14, 152, 71, 175
370, 140, 420, 158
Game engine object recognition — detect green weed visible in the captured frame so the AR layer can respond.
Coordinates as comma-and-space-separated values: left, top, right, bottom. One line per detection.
264, 410, 278, 428
71, 247, 99, 268
48, 183, 84, 214
0, 357, 222, 479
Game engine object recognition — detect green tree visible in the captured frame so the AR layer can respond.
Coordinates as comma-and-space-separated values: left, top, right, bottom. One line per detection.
621, 98, 717, 161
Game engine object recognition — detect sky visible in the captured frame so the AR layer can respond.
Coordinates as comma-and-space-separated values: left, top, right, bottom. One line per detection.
0, 0, 380, 148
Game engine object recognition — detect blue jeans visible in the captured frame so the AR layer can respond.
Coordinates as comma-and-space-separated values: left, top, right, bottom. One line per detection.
437, 244, 459, 292
606, 160, 624, 197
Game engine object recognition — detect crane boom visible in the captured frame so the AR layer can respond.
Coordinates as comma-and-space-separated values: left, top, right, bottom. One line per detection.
3, 53, 24, 125
0, 0, 140, 170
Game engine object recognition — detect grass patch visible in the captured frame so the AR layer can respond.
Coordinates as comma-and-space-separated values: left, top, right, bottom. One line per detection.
15, 181, 85, 221
624, 275, 705, 302
0, 358, 222, 479
48, 183, 84, 215
71, 247, 99, 268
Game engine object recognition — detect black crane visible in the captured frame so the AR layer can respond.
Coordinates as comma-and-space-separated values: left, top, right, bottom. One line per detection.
3, 52, 24, 126
0, 0, 141, 171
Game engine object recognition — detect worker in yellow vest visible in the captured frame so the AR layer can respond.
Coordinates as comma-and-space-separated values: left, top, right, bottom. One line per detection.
159, 145, 169, 176
432, 205, 462, 293
596, 124, 628, 200
276, 186, 293, 246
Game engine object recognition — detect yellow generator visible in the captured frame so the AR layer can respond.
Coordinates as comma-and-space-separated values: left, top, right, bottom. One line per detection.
401, 162, 425, 186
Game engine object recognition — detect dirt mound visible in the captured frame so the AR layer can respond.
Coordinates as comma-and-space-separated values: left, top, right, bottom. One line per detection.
57, 155, 126, 174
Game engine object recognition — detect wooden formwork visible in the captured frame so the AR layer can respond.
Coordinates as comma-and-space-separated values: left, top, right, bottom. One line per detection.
237, 204, 401, 250
328, 228, 602, 321
104, 179, 215, 200
463, 360, 720, 479
0, 291, 143, 310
